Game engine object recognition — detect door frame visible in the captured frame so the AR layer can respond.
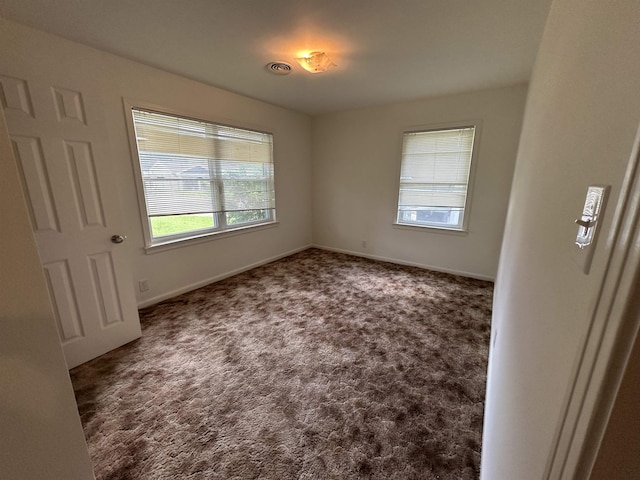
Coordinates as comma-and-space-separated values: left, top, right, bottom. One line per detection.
545, 123, 640, 479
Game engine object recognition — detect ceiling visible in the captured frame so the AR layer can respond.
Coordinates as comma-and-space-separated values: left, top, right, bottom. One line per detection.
0, 0, 553, 115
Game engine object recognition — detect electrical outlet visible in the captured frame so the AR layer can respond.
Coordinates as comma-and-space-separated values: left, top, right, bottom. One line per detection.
138, 279, 149, 292
362, 240, 367, 249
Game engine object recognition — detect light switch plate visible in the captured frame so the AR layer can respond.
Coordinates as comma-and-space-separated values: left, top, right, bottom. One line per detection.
575, 185, 609, 274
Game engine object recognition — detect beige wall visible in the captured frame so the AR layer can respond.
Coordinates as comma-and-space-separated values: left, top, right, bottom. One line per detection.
0, 109, 94, 477
312, 85, 527, 280
482, 0, 640, 478
0, 18, 313, 308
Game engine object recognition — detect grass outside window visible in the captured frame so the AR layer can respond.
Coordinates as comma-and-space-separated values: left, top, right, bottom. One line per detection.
150, 214, 215, 238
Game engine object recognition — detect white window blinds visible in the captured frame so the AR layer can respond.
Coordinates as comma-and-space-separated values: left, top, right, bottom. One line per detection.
397, 126, 476, 229
131, 108, 275, 242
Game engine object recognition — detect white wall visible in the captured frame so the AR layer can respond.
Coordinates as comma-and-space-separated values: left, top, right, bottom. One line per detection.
0, 109, 94, 477
0, 18, 313, 307
482, 0, 640, 478
312, 85, 527, 280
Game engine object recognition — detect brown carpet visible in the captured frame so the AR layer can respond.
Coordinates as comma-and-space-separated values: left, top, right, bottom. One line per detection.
70, 248, 493, 480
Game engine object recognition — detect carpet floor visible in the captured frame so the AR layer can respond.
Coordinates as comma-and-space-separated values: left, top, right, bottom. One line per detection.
70, 248, 493, 480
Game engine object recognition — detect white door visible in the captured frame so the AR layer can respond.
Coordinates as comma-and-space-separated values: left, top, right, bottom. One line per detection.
1, 72, 141, 369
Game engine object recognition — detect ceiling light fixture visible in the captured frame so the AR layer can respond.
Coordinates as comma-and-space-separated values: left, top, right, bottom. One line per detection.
295, 51, 336, 74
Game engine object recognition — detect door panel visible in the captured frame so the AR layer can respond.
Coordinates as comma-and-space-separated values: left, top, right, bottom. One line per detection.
64, 140, 106, 228
11, 135, 60, 232
88, 251, 125, 327
42, 260, 84, 342
1, 72, 141, 368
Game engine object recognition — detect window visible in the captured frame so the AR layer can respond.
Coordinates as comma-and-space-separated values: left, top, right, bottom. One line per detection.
396, 125, 477, 231
129, 107, 275, 246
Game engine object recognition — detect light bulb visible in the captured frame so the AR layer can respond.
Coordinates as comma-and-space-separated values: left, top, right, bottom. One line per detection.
295, 51, 336, 73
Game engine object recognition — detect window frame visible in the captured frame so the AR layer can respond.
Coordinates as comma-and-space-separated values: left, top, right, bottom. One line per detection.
393, 120, 482, 233
123, 99, 278, 252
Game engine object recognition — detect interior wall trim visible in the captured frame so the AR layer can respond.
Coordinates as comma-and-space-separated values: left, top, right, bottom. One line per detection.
137, 244, 313, 309
312, 244, 495, 282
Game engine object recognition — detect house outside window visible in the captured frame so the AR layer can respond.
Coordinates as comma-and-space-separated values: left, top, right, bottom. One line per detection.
396, 125, 478, 231
127, 106, 276, 248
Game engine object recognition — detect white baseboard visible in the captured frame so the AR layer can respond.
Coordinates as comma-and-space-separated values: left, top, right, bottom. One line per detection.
138, 243, 493, 309
312, 244, 495, 282
137, 244, 314, 308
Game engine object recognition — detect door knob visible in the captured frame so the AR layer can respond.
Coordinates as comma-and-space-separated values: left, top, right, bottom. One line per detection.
111, 234, 127, 244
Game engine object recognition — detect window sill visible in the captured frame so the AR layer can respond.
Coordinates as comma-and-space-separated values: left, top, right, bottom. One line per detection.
392, 222, 469, 236
144, 221, 279, 254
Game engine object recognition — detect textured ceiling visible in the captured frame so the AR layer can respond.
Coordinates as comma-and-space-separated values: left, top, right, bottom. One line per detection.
0, 0, 553, 115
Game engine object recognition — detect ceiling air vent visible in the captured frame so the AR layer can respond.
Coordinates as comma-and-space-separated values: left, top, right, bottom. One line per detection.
267, 62, 293, 75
